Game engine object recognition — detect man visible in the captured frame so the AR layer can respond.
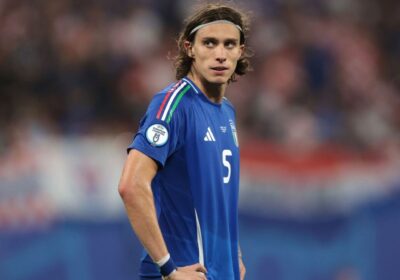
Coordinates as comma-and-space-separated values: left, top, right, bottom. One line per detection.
118, 3, 251, 280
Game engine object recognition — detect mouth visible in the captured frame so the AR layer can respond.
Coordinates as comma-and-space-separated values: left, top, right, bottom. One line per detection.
211, 66, 228, 71
210, 66, 229, 74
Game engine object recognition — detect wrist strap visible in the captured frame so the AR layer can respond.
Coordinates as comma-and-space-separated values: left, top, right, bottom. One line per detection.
156, 254, 171, 267
158, 254, 177, 277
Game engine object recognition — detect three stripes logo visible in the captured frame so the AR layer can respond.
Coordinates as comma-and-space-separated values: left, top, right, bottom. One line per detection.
204, 127, 216, 142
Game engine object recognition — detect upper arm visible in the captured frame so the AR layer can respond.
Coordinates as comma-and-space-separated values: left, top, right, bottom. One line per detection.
119, 149, 158, 195
127, 85, 189, 168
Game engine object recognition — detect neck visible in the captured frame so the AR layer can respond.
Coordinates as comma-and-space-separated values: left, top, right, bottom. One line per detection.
187, 72, 227, 104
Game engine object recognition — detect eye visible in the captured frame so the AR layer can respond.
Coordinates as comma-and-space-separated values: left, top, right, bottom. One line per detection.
225, 41, 237, 49
203, 39, 215, 48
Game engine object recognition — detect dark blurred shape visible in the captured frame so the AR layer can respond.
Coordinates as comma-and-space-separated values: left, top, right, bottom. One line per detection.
0, 0, 398, 153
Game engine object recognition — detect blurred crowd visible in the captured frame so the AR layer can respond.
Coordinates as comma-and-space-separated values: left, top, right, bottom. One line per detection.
1, 0, 400, 154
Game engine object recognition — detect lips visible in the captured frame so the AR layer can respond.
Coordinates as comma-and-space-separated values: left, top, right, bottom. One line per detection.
211, 66, 228, 71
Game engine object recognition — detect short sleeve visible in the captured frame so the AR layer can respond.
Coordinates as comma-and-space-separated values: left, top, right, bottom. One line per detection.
128, 93, 185, 167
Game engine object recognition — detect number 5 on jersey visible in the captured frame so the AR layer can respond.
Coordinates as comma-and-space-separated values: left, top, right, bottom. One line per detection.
222, 149, 232, 184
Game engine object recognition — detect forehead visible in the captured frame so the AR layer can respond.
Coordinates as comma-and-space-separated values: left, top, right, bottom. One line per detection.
194, 22, 241, 41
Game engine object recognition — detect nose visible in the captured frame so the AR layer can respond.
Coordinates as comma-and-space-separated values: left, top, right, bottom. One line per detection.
215, 45, 227, 63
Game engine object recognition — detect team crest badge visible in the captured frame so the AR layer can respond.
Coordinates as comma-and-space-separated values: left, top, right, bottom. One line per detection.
146, 124, 169, 147
229, 120, 239, 147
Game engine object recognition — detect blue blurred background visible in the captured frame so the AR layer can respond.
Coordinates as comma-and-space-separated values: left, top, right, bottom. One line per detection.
1, 0, 400, 279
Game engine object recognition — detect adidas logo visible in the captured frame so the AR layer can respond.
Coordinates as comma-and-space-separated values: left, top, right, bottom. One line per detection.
204, 127, 216, 142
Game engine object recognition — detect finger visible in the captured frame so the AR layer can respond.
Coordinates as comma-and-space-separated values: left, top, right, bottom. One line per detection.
196, 265, 207, 274
198, 271, 207, 280
195, 264, 208, 273
188, 263, 207, 274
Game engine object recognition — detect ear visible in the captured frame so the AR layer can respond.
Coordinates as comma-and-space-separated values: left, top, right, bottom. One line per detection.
239, 44, 245, 58
184, 40, 194, 58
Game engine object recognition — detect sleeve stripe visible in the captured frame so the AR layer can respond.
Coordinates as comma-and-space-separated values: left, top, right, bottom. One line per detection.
156, 80, 183, 119
160, 81, 188, 121
166, 85, 191, 123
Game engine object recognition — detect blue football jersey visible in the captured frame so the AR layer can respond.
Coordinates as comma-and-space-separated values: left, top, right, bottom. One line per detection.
128, 77, 240, 280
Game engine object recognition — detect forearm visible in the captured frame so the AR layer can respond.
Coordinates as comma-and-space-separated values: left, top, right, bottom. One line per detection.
119, 150, 169, 263
121, 181, 168, 262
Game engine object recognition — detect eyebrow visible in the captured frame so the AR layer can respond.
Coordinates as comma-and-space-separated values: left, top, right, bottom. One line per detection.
201, 37, 239, 43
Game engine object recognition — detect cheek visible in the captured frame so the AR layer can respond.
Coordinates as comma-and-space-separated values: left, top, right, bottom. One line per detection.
228, 49, 241, 61
229, 53, 241, 66
196, 53, 213, 68
192, 48, 205, 61
234, 49, 243, 60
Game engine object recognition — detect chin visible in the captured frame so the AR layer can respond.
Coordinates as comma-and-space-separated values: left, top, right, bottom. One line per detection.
208, 75, 229, 84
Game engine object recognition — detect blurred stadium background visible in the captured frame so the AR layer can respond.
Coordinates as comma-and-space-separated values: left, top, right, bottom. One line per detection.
1, 0, 400, 279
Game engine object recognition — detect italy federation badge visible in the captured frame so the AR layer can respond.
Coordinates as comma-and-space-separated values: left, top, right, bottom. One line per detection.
146, 124, 169, 147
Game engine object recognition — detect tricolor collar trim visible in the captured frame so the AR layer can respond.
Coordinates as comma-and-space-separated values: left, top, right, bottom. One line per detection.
182, 77, 199, 94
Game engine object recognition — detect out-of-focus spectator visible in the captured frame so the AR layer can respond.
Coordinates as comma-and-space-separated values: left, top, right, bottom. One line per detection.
0, 0, 399, 153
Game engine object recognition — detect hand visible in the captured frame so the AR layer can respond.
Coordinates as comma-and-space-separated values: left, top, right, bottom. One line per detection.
164, 263, 207, 280
239, 257, 246, 280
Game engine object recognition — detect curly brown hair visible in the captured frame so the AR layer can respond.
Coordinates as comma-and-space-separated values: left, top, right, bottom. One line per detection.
174, 3, 252, 83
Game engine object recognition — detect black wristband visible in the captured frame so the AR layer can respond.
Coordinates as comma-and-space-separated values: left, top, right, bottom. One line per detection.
159, 257, 177, 277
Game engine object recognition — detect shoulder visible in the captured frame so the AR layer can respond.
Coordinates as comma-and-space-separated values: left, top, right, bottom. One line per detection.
155, 79, 196, 102
149, 79, 196, 123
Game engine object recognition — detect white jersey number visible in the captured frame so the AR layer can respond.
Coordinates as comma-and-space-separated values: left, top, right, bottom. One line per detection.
222, 149, 232, 184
